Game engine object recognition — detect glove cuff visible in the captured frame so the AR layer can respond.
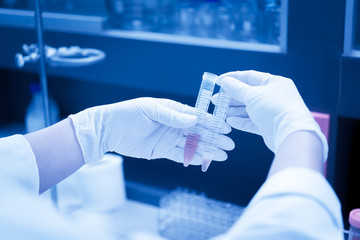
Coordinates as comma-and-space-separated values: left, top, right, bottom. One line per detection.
69, 107, 105, 164
274, 117, 329, 162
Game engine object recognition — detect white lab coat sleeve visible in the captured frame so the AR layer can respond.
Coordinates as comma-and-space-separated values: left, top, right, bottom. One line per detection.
212, 168, 344, 240
0, 134, 39, 194
0, 135, 116, 240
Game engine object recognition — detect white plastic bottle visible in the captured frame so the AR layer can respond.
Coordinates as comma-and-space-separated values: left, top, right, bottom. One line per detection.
25, 82, 60, 133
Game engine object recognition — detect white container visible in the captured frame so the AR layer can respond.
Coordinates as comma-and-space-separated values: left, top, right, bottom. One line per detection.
78, 153, 127, 212
25, 83, 60, 133
57, 153, 127, 213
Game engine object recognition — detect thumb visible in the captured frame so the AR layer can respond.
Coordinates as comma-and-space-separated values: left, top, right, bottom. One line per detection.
152, 103, 197, 128
218, 76, 254, 104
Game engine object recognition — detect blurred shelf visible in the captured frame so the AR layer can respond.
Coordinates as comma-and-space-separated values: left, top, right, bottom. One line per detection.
103, 29, 283, 53
342, 50, 360, 58
0, 7, 285, 53
0, 8, 106, 32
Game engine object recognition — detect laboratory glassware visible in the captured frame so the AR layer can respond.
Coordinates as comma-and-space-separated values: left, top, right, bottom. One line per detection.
104, 0, 283, 44
184, 72, 231, 172
15, 44, 106, 68
15, 0, 107, 207
201, 85, 231, 172
159, 188, 244, 240
183, 72, 216, 167
348, 209, 360, 240
26, 82, 60, 133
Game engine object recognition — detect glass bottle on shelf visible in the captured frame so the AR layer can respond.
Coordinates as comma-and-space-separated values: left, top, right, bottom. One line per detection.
195, 0, 219, 38
215, 2, 236, 40
157, 0, 176, 34
104, 0, 283, 45
238, 0, 258, 42
119, 0, 158, 31
106, 0, 125, 28
175, 0, 197, 36
256, 0, 281, 44
25, 82, 59, 133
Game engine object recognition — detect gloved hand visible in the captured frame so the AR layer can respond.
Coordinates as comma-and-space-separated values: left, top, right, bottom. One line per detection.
69, 97, 234, 164
212, 70, 328, 160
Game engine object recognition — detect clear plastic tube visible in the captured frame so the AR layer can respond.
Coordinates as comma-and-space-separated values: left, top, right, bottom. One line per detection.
184, 72, 216, 167
202, 86, 232, 172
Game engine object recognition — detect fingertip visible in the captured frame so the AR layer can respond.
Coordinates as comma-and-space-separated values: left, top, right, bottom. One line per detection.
220, 78, 252, 104
208, 149, 228, 162
182, 114, 197, 127
226, 116, 244, 130
224, 136, 235, 151
226, 117, 259, 135
220, 77, 239, 92
218, 134, 235, 151
216, 150, 228, 161
218, 71, 239, 79
221, 122, 232, 134
216, 75, 225, 85
211, 93, 219, 105
226, 116, 245, 131
229, 139, 235, 151
217, 72, 238, 86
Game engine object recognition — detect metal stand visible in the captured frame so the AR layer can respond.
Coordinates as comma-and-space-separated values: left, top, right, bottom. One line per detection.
34, 0, 58, 207
15, 0, 105, 208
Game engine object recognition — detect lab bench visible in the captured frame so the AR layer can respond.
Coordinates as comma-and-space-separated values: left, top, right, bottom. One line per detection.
70, 199, 162, 240
105, 199, 161, 239
0, 0, 359, 229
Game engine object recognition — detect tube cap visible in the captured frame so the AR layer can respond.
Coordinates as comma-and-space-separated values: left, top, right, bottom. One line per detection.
349, 209, 360, 228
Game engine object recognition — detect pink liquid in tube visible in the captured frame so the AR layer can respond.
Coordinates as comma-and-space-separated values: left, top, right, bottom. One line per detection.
183, 72, 216, 167
184, 134, 200, 167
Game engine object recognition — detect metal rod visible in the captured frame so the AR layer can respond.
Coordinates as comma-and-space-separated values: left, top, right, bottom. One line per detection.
34, 0, 58, 207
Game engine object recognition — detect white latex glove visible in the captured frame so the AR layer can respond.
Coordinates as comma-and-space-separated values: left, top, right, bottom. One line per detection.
69, 97, 234, 165
212, 70, 328, 160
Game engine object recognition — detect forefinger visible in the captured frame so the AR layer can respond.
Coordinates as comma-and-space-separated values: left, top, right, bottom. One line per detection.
218, 70, 272, 86
212, 93, 243, 107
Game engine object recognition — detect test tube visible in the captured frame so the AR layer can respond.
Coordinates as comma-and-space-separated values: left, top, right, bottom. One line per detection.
184, 72, 216, 167
201, 86, 232, 172
348, 209, 360, 240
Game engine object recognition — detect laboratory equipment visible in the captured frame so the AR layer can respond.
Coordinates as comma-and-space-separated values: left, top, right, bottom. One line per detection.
183, 72, 216, 167
33, 0, 57, 206
348, 209, 360, 240
158, 188, 244, 240
15, 44, 106, 68
175, 0, 196, 36
184, 72, 231, 172
14, 0, 106, 208
104, 0, 283, 44
25, 82, 59, 133
58, 153, 126, 213
195, 0, 219, 38
202, 85, 232, 172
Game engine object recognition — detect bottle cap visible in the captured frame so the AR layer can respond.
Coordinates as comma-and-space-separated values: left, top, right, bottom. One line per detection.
349, 209, 360, 228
